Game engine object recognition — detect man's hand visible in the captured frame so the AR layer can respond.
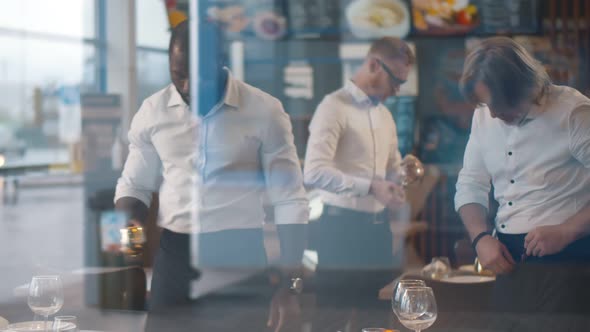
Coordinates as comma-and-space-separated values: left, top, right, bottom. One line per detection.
524, 224, 575, 257
267, 288, 301, 332
128, 218, 143, 228
370, 179, 405, 209
475, 235, 516, 274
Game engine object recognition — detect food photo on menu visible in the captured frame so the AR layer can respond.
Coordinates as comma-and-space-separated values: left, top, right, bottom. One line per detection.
344, 0, 411, 39
412, 0, 479, 35
206, 1, 287, 40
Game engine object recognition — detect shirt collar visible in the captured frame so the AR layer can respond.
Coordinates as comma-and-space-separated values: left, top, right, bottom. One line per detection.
344, 80, 375, 107
167, 85, 186, 108
222, 67, 240, 109
166, 67, 240, 110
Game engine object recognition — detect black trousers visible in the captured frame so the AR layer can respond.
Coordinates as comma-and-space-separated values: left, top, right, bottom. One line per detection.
148, 228, 267, 312
492, 232, 590, 314
314, 205, 395, 305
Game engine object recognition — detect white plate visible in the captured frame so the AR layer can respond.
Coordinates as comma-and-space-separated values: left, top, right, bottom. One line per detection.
0, 320, 92, 332
6, 321, 51, 331
441, 275, 495, 283
458, 264, 476, 272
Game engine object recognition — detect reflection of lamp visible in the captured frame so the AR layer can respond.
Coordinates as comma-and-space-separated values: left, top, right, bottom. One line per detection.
400, 154, 425, 187
165, 0, 187, 29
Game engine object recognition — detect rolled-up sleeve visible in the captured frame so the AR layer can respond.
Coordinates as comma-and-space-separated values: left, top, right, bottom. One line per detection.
303, 99, 371, 196
455, 111, 492, 212
569, 104, 590, 168
114, 101, 162, 207
261, 102, 309, 225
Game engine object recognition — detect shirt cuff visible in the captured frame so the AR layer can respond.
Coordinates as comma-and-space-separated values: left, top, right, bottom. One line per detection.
274, 202, 310, 225
114, 186, 153, 208
350, 176, 372, 196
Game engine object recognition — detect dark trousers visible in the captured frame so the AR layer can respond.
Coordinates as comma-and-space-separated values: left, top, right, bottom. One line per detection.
149, 228, 267, 312
314, 205, 395, 305
492, 232, 590, 314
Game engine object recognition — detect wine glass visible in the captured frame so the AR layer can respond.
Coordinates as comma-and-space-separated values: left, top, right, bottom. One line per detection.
391, 279, 426, 319
28, 276, 64, 332
398, 286, 437, 332
400, 154, 425, 187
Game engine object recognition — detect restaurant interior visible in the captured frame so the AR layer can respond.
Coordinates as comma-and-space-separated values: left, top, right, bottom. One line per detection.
1, 0, 590, 331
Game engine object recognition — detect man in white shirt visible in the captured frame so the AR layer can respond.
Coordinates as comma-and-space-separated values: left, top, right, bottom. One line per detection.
304, 37, 413, 296
115, 21, 308, 319
456, 37, 590, 313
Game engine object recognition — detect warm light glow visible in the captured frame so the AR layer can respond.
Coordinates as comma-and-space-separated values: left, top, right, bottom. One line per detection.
0, 154, 5, 167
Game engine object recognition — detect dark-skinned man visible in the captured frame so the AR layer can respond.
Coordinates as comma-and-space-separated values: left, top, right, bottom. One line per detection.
115, 21, 308, 331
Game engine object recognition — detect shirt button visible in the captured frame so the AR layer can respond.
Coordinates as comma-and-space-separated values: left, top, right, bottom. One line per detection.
510, 179, 515, 184
508, 202, 513, 206
501, 224, 506, 229
508, 151, 513, 156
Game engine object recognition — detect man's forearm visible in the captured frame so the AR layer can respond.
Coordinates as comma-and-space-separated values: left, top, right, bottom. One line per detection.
276, 224, 308, 268
115, 196, 149, 225
458, 203, 491, 241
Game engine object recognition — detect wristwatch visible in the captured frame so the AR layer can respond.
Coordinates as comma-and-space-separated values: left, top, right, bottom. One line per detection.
268, 269, 304, 295
288, 277, 304, 295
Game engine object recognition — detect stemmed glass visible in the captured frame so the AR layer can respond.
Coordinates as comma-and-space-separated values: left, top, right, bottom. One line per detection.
391, 279, 426, 319
400, 154, 425, 187
398, 286, 437, 332
28, 276, 64, 332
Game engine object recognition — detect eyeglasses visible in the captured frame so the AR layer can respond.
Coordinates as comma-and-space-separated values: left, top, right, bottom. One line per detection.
375, 58, 407, 87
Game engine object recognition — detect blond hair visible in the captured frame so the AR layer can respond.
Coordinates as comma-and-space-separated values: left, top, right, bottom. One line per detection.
368, 37, 415, 65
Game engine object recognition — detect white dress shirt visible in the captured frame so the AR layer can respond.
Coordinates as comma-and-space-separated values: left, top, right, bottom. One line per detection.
455, 85, 590, 234
304, 80, 402, 213
115, 70, 309, 234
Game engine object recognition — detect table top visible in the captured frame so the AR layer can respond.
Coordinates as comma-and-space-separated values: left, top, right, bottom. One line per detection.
2, 268, 589, 332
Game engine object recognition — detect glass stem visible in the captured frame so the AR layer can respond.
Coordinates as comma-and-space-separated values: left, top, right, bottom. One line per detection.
44, 315, 48, 332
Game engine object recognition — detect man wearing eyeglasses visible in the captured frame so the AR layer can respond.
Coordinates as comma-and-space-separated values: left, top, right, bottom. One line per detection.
304, 37, 414, 298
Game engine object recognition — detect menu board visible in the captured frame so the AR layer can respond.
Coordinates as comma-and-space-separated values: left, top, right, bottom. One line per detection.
473, 0, 540, 35
287, 0, 340, 39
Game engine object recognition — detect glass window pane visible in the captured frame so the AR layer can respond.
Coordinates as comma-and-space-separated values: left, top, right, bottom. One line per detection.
136, 0, 170, 48
137, 49, 170, 103
0, 0, 95, 39
0, 36, 93, 149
